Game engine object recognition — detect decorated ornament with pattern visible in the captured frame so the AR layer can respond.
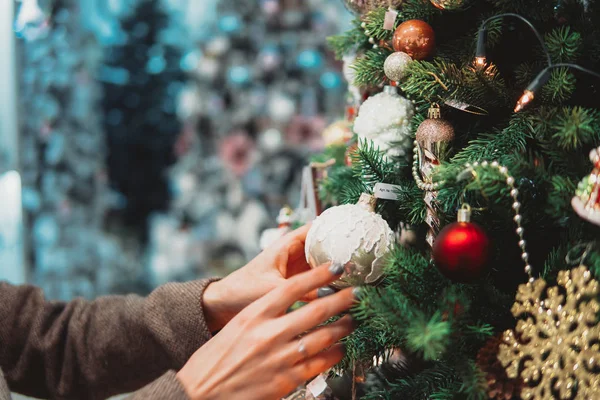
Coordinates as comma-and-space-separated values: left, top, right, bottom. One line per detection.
415, 104, 455, 249
342, 0, 404, 15
498, 266, 600, 400
432, 204, 490, 282
572, 146, 600, 226
383, 52, 413, 83
353, 86, 414, 161
430, 0, 467, 10
392, 20, 436, 60
305, 193, 395, 289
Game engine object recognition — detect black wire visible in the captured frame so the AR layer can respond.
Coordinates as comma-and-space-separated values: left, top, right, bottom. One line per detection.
549, 63, 600, 81
482, 13, 553, 67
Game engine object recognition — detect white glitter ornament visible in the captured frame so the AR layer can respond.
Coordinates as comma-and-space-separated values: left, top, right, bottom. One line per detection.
305, 193, 395, 289
383, 52, 412, 83
353, 86, 414, 160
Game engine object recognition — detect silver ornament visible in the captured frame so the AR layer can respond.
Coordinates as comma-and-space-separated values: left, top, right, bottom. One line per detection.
383, 52, 412, 82
305, 193, 395, 289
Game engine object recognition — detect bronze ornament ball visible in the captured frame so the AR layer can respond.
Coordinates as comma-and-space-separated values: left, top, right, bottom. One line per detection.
392, 19, 436, 60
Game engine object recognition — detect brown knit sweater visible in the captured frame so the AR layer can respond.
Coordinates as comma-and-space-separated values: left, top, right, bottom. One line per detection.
0, 279, 218, 400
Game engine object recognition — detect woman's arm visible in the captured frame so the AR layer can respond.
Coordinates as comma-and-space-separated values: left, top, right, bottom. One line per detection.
0, 278, 217, 400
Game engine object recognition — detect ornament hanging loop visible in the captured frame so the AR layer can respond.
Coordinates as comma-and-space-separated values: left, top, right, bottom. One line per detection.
457, 203, 472, 223
565, 242, 595, 266
428, 103, 441, 119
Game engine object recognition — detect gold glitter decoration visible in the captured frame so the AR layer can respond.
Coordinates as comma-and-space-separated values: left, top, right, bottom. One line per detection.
498, 266, 600, 400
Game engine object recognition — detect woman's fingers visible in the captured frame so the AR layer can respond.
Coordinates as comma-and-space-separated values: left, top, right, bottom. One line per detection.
291, 343, 345, 383
283, 315, 354, 364
259, 262, 345, 316
279, 287, 356, 336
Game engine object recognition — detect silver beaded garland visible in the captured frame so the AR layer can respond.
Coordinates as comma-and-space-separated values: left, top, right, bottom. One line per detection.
465, 161, 533, 281
411, 152, 534, 280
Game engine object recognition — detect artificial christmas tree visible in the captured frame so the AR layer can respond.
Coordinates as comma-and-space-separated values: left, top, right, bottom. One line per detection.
300, 1, 600, 398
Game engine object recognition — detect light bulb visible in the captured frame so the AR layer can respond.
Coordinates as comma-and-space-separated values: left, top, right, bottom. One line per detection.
514, 90, 535, 113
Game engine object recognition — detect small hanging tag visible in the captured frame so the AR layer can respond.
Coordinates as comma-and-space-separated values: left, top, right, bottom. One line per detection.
307, 374, 328, 397
374, 182, 402, 200
297, 166, 319, 222
383, 8, 398, 30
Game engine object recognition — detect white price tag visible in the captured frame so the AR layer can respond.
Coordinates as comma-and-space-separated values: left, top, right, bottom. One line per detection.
307, 374, 328, 397
373, 182, 401, 200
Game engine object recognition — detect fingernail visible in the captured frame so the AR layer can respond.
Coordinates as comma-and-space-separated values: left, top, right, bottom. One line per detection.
352, 287, 362, 298
329, 262, 344, 275
317, 287, 336, 298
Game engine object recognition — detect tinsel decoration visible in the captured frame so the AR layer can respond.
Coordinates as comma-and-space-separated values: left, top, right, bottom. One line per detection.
498, 266, 600, 400
476, 335, 522, 400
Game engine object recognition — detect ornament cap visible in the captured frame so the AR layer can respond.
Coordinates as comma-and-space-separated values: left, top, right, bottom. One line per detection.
358, 193, 377, 212
428, 103, 442, 119
457, 204, 472, 223
383, 85, 399, 96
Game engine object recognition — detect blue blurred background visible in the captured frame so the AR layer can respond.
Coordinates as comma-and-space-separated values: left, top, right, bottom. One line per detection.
0, 0, 352, 299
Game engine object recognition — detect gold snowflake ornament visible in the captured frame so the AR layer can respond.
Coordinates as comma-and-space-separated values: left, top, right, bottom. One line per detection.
498, 266, 600, 399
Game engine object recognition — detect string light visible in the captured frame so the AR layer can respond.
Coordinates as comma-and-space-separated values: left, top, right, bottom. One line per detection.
474, 14, 600, 112
515, 63, 600, 112
474, 13, 552, 69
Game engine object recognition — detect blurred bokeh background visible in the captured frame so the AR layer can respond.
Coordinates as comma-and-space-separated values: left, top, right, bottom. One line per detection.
0, 0, 352, 299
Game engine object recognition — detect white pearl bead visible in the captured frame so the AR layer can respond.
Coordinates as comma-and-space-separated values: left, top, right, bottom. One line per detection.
482, 161, 489, 167
513, 202, 521, 211
525, 265, 532, 273
369, 37, 375, 44
506, 177, 515, 185
516, 227, 524, 236
511, 189, 519, 197
473, 161, 479, 167
373, 45, 378, 49
491, 161, 499, 167
514, 214, 522, 224
522, 253, 529, 262
499, 167, 508, 174
518, 240, 526, 249
361, 22, 367, 28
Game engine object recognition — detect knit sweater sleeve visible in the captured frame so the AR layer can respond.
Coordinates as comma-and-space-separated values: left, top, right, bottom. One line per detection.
126, 370, 190, 400
0, 278, 218, 400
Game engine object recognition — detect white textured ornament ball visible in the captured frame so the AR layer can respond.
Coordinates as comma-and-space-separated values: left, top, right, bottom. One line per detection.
305, 194, 395, 288
383, 52, 412, 82
353, 87, 414, 160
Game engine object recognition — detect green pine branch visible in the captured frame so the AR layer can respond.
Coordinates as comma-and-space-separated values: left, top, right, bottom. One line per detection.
352, 48, 393, 87
327, 19, 369, 59
545, 26, 583, 63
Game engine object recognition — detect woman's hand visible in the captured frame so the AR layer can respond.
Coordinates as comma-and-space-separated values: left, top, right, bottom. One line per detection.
177, 262, 356, 400
203, 225, 325, 332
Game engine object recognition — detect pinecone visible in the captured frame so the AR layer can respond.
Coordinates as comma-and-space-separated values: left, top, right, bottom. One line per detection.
476, 336, 522, 400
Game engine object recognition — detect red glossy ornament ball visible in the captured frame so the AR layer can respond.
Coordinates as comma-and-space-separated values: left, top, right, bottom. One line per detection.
392, 20, 436, 60
433, 218, 490, 283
